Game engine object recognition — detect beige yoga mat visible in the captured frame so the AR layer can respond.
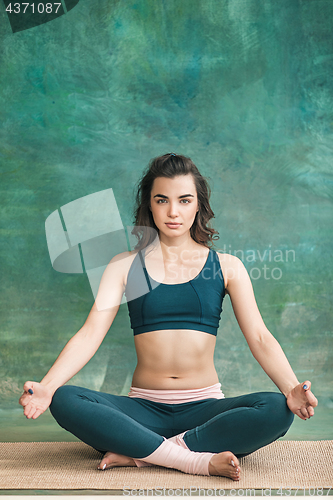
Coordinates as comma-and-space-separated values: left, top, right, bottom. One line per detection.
0, 441, 332, 491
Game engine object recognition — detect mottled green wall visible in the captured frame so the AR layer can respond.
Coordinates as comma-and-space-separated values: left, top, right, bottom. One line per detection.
0, 0, 332, 439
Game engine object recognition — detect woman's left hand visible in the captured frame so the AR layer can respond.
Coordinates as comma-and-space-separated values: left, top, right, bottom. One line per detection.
286, 380, 318, 420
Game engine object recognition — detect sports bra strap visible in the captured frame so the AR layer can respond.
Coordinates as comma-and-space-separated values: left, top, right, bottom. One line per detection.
138, 250, 152, 292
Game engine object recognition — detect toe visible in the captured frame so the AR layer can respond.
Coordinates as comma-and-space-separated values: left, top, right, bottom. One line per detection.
230, 454, 241, 480
230, 453, 239, 468
98, 452, 113, 470
97, 460, 107, 470
231, 468, 240, 481
209, 451, 241, 480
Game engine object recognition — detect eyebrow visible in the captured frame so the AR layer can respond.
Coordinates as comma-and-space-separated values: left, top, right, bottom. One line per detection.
153, 194, 194, 199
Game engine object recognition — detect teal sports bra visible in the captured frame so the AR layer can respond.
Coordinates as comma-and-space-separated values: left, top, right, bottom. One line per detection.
125, 248, 225, 336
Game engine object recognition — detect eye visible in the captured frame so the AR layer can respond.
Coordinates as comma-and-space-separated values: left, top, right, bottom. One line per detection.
180, 199, 190, 204
156, 199, 167, 204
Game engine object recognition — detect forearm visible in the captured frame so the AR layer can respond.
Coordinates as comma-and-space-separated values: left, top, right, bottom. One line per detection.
249, 331, 299, 397
40, 327, 101, 395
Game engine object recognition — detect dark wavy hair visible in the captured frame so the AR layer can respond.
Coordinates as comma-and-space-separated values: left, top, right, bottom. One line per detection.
131, 153, 219, 250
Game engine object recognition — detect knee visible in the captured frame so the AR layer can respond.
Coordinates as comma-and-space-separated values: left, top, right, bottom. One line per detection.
50, 385, 70, 407
49, 385, 76, 421
262, 392, 294, 432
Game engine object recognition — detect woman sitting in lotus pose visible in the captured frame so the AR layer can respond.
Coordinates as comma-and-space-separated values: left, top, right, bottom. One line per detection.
19, 153, 317, 480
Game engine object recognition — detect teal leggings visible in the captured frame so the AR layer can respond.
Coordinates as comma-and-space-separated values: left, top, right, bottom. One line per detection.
50, 385, 294, 459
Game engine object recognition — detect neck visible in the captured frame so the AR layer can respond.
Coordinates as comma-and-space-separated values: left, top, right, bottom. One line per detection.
157, 232, 203, 259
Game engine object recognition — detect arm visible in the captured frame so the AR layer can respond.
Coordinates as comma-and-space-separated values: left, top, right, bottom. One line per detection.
222, 255, 318, 420
19, 252, 130, 419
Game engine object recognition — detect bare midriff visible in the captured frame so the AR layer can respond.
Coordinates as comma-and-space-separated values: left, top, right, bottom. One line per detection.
132, 329, 219, 390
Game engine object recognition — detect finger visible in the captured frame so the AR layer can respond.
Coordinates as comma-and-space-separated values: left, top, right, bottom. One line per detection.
19, 391, 33, 404
26, 405, 37, 419
22, 402, 32, 416
20, 385, 34, 407
305, 390, 318, 408
24, 407, 33, 419
302, 380, 311, 392
19, 394, 28, 406
23, 381, 34, 393
32, 408, 44, 419
307, 405, 315, 417
295, 409, 307, 420
300, 407, 310, 419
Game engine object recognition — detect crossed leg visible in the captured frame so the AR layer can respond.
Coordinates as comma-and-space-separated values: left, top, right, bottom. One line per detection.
50, 386, 293, 480
99, 437, 241, 480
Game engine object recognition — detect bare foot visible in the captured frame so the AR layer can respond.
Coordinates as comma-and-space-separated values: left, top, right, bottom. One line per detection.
98, 451, 136, 470
209, 452, 240, 480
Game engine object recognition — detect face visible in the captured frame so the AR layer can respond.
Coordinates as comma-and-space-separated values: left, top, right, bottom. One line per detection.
150, 175, 199, 239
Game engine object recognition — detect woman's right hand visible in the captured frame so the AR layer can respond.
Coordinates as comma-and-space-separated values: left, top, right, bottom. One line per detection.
19, 381, 54, 419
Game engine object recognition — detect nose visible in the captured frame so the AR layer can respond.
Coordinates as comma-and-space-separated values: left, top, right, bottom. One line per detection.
167, 202, 179, 218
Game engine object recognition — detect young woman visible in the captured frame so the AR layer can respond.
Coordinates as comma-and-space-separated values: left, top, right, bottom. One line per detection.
19, 153, 317, 481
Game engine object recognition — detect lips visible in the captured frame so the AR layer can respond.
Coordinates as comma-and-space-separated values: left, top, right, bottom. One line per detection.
165, 223, 181, 228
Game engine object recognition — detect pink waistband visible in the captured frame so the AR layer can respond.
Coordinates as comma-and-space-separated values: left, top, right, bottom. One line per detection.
128, 383, 225, 404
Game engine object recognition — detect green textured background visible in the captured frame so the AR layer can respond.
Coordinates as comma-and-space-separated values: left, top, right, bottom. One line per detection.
0, 0, 332, 442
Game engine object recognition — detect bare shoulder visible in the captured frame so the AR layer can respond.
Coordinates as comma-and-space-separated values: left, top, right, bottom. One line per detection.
110, 250, 138, 266
216, 252, 247, 293
107, 250, 138, 286
94, 250, 139, 311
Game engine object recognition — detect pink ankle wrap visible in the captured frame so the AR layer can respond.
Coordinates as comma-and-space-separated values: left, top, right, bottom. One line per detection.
133, 458, 153, 468
134, 432, 189, 468
135, 438, 214, 476
134, 431, 189, 468
168, 431, 189, 449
